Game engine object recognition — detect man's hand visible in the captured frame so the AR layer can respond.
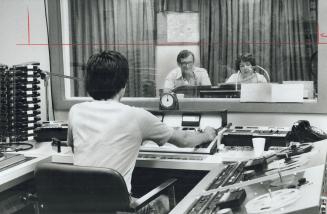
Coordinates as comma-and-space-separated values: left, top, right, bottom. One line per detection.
168, 126, 217, 148
203, 126, 217, 142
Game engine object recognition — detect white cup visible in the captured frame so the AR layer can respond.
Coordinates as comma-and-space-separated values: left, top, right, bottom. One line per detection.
252, 137, 266, 157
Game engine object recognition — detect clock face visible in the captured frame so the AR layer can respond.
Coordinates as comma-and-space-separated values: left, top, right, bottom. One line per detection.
160, 93, 178, 110
161, 94, 174, 107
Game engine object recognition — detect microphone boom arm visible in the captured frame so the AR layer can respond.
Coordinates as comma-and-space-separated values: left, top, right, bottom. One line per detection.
255, 65, 270, 82
40, 70, 84, 121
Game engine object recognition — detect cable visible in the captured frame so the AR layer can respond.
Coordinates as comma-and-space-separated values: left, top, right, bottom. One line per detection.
0, 143, 34, 152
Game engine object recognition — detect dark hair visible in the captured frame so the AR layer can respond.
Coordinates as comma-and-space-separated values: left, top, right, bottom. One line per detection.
235, 53, 256, 70
177, 50, 195, 64
85, 50, 129, 100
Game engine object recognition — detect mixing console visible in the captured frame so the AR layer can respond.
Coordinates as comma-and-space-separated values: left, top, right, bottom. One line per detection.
207, 162, 246, 190
140, 110, 227, 155
187, 188, 246, 214
138, 153, 204, 161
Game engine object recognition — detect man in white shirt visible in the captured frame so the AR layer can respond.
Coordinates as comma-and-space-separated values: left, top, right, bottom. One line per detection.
67, 50, 216, 213
164, 50, 211, 90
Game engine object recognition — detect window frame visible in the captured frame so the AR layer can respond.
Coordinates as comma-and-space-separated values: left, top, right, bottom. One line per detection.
48, 0, 327, 113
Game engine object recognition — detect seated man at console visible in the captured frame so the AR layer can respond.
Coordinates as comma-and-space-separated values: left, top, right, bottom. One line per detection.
225, 53, 268, 83
67, 50, 217, 214
164, 50, 211, 90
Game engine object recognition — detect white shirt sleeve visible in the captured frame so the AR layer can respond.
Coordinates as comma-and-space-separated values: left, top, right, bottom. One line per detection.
136, 109, 174, 146
257, 74, 268, 83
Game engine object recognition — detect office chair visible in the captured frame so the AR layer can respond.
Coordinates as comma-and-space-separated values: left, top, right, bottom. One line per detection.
33, 162, 177, 214
254, 65, 270, 82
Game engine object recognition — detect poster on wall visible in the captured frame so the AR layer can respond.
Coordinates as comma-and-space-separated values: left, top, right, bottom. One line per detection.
166, 12, 199, 43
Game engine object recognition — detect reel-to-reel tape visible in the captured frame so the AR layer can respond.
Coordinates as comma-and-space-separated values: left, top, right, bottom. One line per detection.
245, 189, 301, 213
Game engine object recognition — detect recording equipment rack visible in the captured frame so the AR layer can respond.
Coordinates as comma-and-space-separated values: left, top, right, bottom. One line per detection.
0, 62, 42, 143
221, 126, 290, 150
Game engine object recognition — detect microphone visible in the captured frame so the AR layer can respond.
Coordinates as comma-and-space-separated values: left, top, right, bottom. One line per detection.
235, 71, 241, 91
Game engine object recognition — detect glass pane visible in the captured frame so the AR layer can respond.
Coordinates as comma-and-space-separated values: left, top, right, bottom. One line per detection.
61, 0, 318, 100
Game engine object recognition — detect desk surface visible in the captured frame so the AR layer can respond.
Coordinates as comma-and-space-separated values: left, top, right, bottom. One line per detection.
0, 141, 258, 193
0, 142, 71, 192
1, 140, 327, 214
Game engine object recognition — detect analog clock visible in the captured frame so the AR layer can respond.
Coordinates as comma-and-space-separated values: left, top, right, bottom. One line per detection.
159, 92, 179, 110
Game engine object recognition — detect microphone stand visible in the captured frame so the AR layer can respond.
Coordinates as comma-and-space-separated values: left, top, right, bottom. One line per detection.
39, 71, 83, 121
236, 71, 241, 91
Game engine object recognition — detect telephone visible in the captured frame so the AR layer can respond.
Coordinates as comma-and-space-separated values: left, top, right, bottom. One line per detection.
286, 120, 327, 143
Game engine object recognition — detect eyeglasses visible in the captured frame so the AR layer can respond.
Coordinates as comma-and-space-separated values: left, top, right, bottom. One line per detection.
180, 61, 194, 66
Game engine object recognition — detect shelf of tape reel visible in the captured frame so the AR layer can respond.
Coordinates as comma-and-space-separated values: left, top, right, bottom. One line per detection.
0, 63, 42, 142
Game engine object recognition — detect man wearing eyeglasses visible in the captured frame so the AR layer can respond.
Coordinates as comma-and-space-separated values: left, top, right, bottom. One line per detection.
164, 50, 211, 90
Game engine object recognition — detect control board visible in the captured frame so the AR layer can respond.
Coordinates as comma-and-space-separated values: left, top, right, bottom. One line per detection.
186, 165, 325, 214
222, 126, 290, 150
139, 110, 227, 155
170, 140, 327, 214
206, 143, 317, 191
187, 188, 246, 214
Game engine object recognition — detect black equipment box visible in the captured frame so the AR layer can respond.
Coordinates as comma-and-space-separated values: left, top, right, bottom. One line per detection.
34, 121, 68, 142
221, 126, 290, 150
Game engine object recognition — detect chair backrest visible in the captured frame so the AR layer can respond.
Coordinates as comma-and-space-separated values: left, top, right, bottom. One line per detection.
34, 162, 131, 213
254, 65, 270, 82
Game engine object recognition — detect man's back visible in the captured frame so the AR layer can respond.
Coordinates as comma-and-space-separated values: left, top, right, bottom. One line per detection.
68, 100, 173, 192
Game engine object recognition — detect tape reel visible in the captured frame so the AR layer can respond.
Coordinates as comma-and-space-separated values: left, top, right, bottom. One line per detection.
245, 189, 301, 213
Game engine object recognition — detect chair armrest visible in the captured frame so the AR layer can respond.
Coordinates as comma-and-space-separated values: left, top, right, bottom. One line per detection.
131, 178, 177, 210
